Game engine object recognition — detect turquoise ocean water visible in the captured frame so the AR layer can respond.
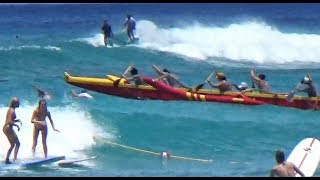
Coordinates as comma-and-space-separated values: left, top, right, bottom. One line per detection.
1, 3, 320, 176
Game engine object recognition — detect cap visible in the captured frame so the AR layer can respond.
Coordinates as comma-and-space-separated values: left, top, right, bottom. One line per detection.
238, 82, 248, 89
301, 74, 312, 84
216, 72, 226, 79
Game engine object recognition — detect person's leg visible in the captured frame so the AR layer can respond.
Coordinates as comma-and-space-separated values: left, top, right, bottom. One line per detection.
104, 35, 107, 46
13, 138, 20, 161
32, 127, 40, 157
4, 131, 15, 164
41, 127, 48, 159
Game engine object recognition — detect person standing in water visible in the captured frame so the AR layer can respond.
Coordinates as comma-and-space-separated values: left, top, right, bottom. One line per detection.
31, 99, 59, 159
3, 97, 22, 164
270, 150, 305, 177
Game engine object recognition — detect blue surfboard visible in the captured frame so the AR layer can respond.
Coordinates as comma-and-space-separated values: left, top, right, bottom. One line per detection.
2, 155, 66, 168
21, 155, 65, 167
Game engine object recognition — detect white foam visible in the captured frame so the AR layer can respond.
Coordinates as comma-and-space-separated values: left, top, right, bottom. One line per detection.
0, 45, 61, 51
134, 20, 320, 64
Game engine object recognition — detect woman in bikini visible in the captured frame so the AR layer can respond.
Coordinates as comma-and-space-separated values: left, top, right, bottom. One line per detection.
31, 99, 59, 159
3, 97, 22, 164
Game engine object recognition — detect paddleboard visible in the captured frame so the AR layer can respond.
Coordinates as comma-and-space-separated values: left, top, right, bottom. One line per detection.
286, 138, 320, 177
57, 156, 97, 167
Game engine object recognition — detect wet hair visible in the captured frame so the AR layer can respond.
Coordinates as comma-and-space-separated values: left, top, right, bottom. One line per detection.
163, 68, 170, 73
9, 97, 19, 108
127, 14, 131, 19
130, 67, 138, 75
258, 74, 266, 80
81, 90, 87, 93
275, 150, 285, 163
218, 76, 226, 81
38, 98, 47, 109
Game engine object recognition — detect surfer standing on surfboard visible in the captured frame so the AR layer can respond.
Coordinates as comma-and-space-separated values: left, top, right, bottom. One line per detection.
101, 19, 113, 47
123, 14, 136, 42
3, 97, 22, 164
31, 99, 59, 159
270, 150, 305, 177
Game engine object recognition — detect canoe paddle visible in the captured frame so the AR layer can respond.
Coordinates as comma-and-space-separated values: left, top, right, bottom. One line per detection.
194, 71, 216, 91
286, 83, 300, 102
113, 65, 133, 87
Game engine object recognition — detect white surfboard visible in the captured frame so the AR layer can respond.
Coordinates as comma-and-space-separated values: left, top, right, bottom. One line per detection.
57, 156, 97, 167
286, 138, 320, 177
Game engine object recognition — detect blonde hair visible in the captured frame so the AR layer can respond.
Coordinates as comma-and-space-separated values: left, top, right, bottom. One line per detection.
9, 97, 19, 108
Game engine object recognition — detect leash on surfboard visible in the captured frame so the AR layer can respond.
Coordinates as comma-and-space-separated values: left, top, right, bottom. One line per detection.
93, 135, 212, 163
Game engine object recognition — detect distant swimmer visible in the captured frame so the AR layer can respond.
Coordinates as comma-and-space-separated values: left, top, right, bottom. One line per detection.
32, 84, 52, 100
31, 99, 59, 159
250, 68, 270, 93
71, 89, 93, 99
101, 19, 113, 46
270, 150, 305, 177
123, 14, 137, 41
3, 97, 22, 164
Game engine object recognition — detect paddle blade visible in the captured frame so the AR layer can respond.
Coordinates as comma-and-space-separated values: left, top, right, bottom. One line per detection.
194, 83, 205, 91
286, 90, 295, 102
113, 78, 121, 87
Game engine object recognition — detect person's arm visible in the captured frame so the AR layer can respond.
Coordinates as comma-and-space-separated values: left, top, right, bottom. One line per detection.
47, 111, 59, 132
123, 19, 128, 28
293, 164, 305, 177
250, 69, 261, 84
14, 119, 22, 126
155, 74, 168, 82
295, 86, 308, 92
207, 80, 221, 89
152, 64, 165, 76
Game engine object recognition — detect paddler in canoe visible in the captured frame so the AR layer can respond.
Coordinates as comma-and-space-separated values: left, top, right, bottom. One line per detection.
152, 64, 188, 88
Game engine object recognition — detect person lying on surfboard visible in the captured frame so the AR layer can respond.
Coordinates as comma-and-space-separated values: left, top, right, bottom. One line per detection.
270, 150, 305, 177
295, 74, 317, 97
32, 85, 52, 100
3, 97, 22, 164
152, 65, 188, 88
71, 89, 93, 99
31, 99, 59, 159
206, 72, 233, 93
250, 68, 270, 93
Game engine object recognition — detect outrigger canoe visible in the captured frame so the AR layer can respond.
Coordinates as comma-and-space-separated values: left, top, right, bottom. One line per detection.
64, 72, 320, 110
